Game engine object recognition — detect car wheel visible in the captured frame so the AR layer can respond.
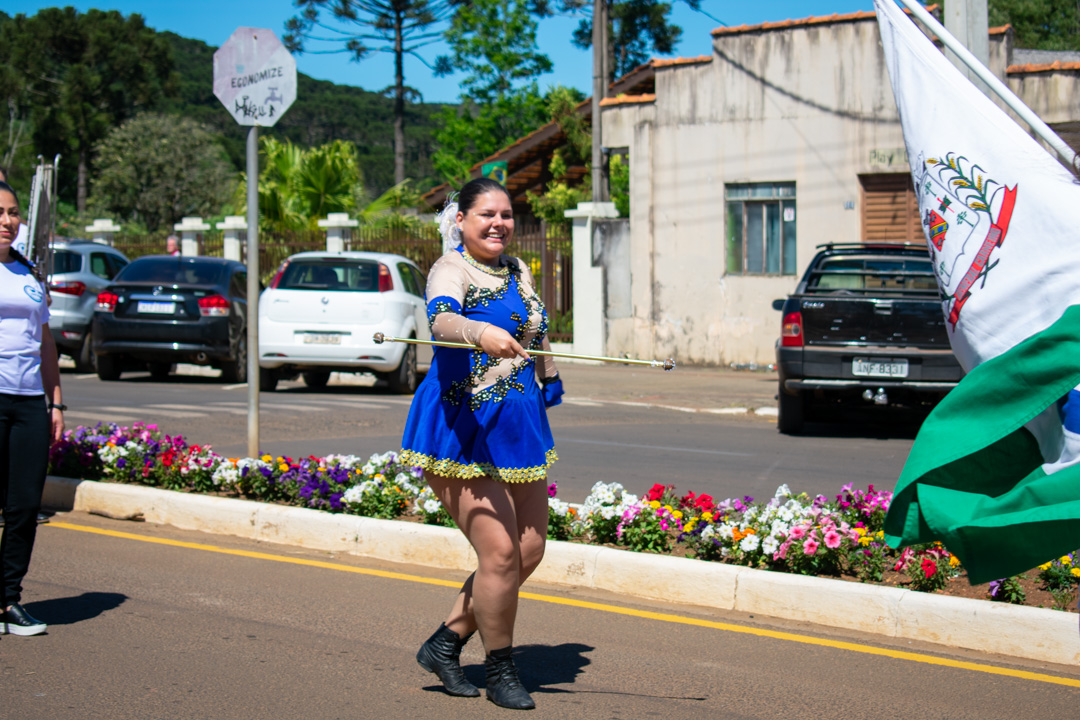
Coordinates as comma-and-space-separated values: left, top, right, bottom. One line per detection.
96, 354, 122, 381
221, 335, 248, 383
302, 371, 331, 389
258, 368, 278, 392
386, 343, 418, 394
777, 385, 805, 435
75, 330, 97, 373
148, 362, 172, 381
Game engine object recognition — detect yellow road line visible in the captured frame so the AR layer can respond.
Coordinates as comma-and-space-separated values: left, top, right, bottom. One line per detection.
48, 521, 1080, 689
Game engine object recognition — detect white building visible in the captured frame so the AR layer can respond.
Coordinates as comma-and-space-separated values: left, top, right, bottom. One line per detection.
597, 10, 1080, 365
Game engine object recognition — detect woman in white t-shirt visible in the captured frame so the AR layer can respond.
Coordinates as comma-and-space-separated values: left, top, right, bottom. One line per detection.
0, 180, 64, 637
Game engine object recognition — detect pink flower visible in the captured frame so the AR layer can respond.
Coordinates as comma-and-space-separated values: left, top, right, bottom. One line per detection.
803, 538, 819, 556
823, 530, 842, 549
788, 526, 807, 540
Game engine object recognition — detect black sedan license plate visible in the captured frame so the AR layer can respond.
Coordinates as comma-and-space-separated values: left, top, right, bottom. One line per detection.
137, 301, 176, 314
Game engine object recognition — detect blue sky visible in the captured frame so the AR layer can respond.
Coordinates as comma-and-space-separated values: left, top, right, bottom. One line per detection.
16, 2, 876, 104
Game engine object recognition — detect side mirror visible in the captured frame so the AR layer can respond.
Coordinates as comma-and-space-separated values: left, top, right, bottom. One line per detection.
771, 298, 785, 311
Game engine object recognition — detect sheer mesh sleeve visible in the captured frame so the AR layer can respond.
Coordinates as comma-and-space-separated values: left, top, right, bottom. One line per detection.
425, 255, 492, 346
537, 336, 559, 381
517, 262, 559, 380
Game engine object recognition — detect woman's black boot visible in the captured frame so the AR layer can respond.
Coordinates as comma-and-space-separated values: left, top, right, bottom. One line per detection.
416, 624, 480, 697
484, 646, 535, 710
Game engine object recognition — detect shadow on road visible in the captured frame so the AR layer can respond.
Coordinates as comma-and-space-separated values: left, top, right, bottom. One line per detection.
424, 642, 594, 696
24, 591, 127, 626
515, 642, 593, 693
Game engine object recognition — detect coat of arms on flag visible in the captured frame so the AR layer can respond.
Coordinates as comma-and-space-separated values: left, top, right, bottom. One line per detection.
915, 152, 1017, 328
875, 0, 1080, 584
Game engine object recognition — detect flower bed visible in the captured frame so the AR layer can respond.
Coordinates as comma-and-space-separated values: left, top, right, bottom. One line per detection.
50, 422, 1080, 612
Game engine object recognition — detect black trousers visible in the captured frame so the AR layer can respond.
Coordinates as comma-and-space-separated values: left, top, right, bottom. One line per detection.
0, 393, 49, 607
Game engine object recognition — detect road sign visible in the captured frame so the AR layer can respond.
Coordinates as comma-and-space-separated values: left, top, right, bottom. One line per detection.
213, 27, 296, 127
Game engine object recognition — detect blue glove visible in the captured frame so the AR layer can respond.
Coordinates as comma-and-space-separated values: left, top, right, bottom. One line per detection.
541, 376, 564, 408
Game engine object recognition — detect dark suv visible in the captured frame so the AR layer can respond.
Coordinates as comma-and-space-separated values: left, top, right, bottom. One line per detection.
772, 244, 963, 433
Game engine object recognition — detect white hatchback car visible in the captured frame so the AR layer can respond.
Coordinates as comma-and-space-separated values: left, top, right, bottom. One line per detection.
258, 251, 433, 392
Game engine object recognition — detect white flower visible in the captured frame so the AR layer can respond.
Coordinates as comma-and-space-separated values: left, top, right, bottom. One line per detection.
342, 485, 365, 504
761, 536, 779, 556
211, 463, 239, 488
739, 534, 761, 553
548, 498, 571, 517
422, 498, 443, 514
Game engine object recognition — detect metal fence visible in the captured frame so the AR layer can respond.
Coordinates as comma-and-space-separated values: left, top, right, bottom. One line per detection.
111, 224, 573, 342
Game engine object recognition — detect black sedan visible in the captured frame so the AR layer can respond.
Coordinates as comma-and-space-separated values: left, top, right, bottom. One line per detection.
92, 256, 250, 382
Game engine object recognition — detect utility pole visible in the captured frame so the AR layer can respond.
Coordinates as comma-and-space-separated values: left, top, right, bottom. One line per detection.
943, 0, 989, 91
591, 0, 609, 203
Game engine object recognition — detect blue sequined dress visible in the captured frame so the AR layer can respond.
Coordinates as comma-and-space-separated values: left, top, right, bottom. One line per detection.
399, 248, 558, 483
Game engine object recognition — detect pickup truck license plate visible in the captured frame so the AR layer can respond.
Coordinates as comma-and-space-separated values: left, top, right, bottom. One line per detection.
303, 333, 341, 345
852, 358, 909, 378
137, 301, 176, 314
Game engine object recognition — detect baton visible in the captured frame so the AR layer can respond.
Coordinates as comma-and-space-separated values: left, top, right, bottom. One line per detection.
373, 333, 676, 371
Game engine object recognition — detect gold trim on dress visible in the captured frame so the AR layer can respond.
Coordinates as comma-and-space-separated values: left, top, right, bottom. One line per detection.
400, 448, 558, 484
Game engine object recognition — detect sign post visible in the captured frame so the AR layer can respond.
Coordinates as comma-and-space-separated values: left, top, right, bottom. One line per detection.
213, 28, 297, 458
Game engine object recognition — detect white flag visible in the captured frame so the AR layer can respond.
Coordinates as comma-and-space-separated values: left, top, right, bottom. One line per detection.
876, 0, 1080, 583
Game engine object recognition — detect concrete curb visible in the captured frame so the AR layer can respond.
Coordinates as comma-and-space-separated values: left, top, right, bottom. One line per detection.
43, 477, 1080, 667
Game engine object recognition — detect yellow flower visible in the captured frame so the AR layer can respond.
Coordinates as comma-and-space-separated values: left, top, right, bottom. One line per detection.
949, 555, 960, 568
854, 527, 867, 536
1039, 562, 1052, 571
1060, 555, 1073, 566
683, 521, 696, 533
374, 473, 384, 482
261, 454, 272, 462
859, 536, 872, 547
1071, 568, 1080, 577
278, 463, 289, 472
702, 512, 714, 523
672, 510, 683, 520
649, 500, 661, 509
663, 505, 673, 513
875, 531, 885, 540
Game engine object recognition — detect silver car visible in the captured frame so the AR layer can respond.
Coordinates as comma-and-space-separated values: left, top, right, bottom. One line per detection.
47, 239, 130, 371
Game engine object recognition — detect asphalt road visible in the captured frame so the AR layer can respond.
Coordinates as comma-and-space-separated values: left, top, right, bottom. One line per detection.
56, 362, 920, 505
55, 362, 920, 504
6, 512, 1079, 719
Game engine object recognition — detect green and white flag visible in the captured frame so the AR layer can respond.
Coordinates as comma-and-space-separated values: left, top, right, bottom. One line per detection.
875, 0, 1080, 583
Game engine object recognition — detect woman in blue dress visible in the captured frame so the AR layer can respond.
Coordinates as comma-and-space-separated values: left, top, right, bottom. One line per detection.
403, 178, 563, 710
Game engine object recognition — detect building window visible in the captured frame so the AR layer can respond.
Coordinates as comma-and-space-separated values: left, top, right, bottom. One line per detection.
725, 182, 797, 275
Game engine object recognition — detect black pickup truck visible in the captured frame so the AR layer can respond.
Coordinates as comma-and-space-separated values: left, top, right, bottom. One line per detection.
772, 243, 963, 434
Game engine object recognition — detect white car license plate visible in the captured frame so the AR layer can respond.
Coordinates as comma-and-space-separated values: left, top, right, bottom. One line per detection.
852, 358, 909, 378
137, 301, 176, 314
303, 333, 342, 345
